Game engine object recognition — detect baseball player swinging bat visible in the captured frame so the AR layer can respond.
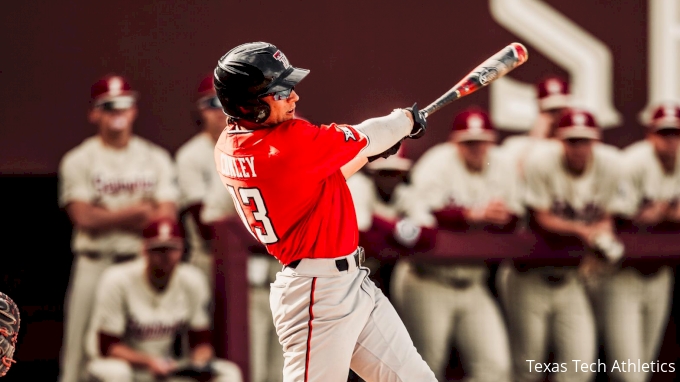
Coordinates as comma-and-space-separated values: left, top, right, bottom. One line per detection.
420, 42, 529, 119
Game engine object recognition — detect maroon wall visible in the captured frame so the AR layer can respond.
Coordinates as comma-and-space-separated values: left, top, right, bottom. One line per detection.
1, 1, 647, 174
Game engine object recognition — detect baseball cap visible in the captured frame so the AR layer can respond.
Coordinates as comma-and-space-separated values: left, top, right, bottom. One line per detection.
195, 74, 222, 109
90, 74, 138, 110
451, 108, 497, 143
142, 219, 184, 250
555, 109, 600, 140
366, 143, 412, 172
648, 103, 680, 132
537, 76, 570, 112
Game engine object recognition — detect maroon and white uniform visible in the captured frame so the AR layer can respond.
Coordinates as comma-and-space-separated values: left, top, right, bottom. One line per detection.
85, 259, 241, 381
593, 104, 678, 382
394, 109, 517, 382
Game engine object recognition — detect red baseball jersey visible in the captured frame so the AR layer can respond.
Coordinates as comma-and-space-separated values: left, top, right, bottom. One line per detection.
214, 118, 368, 265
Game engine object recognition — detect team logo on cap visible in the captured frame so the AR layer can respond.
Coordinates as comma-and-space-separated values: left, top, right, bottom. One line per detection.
108, 77, 123, 96
159, 222, 171, 240
547, 79, 562, 94
467, 115, 484, 133
664, 105, 677, 118
272, 50, 291, 69
573, 113, 587, 128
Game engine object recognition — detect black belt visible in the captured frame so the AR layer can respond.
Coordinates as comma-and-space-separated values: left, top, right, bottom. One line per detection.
80, 251, 138, 264
286, 250, 363, 272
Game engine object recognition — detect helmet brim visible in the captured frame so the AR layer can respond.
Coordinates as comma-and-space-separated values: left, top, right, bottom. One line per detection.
268, 67, 310, 93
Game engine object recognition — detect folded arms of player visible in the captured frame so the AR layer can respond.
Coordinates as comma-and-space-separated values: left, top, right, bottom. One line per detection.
66, 201, 177, 233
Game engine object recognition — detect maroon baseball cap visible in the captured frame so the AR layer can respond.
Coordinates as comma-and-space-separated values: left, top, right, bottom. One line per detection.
648, 103, 680, 132
195, 74, 221, 109
451, 108, 497, 143
90, 74, 138, 110
143, 219, 184, 250
537, 76, 570, 112
555, 109, 600, 140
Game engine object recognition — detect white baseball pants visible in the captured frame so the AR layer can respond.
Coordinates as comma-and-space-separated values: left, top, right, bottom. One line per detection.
391, 261, 512, 382
594, 266, 673, 382
269, 252, 436, 382
502, 267, 597, 382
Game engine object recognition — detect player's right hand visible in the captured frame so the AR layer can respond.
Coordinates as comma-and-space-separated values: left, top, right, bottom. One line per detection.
147, 357, 177, 377
405, 103, 427, 139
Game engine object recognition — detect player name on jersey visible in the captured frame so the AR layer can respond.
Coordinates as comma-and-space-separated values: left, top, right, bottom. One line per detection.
219, 153, 257, 179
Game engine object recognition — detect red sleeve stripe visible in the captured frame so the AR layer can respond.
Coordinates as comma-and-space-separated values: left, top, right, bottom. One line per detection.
304, 277, 317, 382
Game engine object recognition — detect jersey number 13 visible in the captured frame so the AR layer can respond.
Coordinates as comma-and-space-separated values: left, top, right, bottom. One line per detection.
226, 185, 279, 244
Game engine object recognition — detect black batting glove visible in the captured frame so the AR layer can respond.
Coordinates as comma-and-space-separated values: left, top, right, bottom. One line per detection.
368, 140, 402, 163
405, 103, 427, 139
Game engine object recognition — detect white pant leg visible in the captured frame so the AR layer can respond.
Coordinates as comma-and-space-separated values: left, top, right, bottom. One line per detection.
503, 269, 552, 382
61, 255, 115, 382
552, 276, 597, 382
86, 358, 133, 382
598, 267, 673, 382
455, 284, 512, 382
270, 266, 372, 382
350, 279, 437, 382
395, 264, 456, 381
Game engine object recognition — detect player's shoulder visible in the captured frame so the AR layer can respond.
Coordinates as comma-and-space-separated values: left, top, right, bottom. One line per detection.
176, 133, 213, 163
175, 264, 210, 291
59, 136, 100, 167
622, 140, 652, 159
99, 259, 145, 288
523, 139, 562, 172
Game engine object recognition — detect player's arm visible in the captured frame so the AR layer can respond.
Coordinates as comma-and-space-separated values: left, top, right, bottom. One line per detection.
341, 156, 369, 179
533, 209, 600, 243
65, 201, 156, 232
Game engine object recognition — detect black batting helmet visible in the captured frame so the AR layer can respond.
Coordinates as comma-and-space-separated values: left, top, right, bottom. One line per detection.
214, 42, 309, 124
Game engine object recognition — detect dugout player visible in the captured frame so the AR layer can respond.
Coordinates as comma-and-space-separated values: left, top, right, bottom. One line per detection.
395, 108, 518, 382
594, 103, 679, 382
346, 145, 435, 299
201, 175, 284, 382
212, 42, 436, 382
175, 75, 227, 281
58, 74, 179, 382
504, 109, 623, 382
85, 219, 242, 382
501, 76, 571, 176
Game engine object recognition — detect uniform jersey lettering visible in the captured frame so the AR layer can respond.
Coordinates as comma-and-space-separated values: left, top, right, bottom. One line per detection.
220, 153, 257, 179
226, 185, 279, 244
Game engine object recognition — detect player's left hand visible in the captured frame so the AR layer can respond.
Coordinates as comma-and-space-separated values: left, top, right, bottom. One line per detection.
405, 103, 427, 139
368, 140, 402, 162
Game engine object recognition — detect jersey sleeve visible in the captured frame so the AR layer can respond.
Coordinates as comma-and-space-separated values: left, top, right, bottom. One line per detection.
90, 269, 127, 337
58, 150, 95, 207
287, 120, 369, 180
176, 148, 209, 208
151, 147, 180, 203
183, 267, 212, 330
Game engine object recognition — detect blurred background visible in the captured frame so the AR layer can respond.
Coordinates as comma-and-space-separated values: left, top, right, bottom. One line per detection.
1, 0, 678, 381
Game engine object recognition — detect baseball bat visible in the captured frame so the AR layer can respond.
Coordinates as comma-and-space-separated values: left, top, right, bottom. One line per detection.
420, 42, 529, 119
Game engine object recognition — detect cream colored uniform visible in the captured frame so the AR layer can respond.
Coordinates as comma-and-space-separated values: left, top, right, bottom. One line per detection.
175, 132, 219, 279
58, 136, 179, 382
390, 143, 518, 382
593, 140, 674, 382
202, 177, 284, 382
506, 141, 622, 382
85, 259, 242, 382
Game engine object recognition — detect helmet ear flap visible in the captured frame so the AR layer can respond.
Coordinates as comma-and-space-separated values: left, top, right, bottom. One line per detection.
252, 102, 271, 124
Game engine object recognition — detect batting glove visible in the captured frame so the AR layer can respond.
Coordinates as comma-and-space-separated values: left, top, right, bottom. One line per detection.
405, 103, 427, 139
